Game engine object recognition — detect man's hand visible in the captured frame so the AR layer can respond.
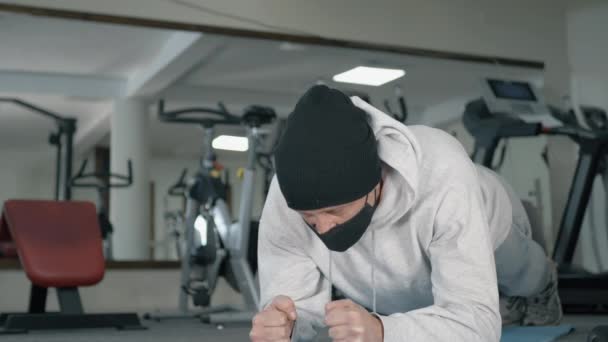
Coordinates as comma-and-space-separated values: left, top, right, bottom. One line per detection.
325, 299, 384, 342
250, 295, 297, 342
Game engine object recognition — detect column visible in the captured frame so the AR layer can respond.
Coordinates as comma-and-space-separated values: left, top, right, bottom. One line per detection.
110, 98, 150, 260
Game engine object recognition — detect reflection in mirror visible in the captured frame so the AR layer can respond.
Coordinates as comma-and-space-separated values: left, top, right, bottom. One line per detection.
0, 12, 544, 263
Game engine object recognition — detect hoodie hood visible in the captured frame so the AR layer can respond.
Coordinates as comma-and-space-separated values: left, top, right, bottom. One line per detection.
350, 96, 422, 229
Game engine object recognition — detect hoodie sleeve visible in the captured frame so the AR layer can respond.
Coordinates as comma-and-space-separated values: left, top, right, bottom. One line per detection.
258, 177, 330, 341
377, 166, 501, 341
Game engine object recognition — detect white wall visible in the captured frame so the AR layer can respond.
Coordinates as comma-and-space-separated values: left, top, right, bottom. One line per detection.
0, 0, 571, 99
0, 147, 98, 206
0, 148, 53, 205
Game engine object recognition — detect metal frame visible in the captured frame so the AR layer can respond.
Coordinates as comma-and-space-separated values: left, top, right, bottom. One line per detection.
0, 312, 144, 334
0, 98, 76, 201
546, 127, 608, 312
0, 285, 145, 334
553, 139, 608, 264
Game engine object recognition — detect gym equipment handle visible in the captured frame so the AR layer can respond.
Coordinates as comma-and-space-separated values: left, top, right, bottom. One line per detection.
542, 125, 604, 140
498, 122, 542, 137
158, 100, 241, 127
383, 88, 408, 123
168, 168, 188, 196
70, 159, 133, 189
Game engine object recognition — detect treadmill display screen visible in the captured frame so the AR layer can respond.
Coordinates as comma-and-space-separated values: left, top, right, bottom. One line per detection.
487, 79, 537, 101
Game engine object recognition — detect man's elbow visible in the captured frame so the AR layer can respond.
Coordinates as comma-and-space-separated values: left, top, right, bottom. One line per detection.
472, 302, 501, 342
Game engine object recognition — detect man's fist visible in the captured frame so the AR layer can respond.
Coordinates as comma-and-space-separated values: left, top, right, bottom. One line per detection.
250, 295, 297, 342
325, 299, 384, 342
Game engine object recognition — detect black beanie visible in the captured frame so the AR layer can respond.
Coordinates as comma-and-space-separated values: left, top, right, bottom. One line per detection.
274, 85, 381, 210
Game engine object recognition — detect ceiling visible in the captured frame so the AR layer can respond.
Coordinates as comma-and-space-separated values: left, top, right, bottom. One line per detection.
0, 12, 170, 77
0, 11, 544, 160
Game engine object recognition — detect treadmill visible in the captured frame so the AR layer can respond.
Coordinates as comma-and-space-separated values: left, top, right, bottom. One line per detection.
463, 78, 560, 168
464, 78, 608, 313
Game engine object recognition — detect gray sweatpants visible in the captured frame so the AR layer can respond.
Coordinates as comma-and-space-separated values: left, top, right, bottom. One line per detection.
494, 180, 552, 297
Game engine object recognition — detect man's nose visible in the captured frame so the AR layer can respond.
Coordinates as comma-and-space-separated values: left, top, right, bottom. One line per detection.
315, 216, 337, 234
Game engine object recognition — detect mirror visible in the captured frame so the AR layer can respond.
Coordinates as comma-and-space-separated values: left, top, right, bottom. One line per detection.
0, 11, 545, 261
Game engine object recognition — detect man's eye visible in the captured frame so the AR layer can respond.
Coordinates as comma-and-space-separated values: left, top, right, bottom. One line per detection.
329, 209, 342, 216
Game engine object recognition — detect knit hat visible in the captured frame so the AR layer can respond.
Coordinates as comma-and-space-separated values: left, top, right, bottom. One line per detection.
274, 85, 381, 210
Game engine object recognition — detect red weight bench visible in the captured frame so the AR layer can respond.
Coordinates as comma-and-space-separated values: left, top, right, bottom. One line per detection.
0, 200, 144, 334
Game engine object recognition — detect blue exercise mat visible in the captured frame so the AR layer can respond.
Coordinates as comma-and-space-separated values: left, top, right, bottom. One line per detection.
501, 325, 574, 342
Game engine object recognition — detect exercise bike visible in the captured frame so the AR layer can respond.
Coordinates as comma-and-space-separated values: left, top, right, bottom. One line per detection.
152, 169, 188, 260
145, 100, 275, 325
70, 159, 133, 260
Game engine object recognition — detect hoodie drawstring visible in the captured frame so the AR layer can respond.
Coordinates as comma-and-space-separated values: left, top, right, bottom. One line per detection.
328, 251, 333, 299
327, 240, 377, 314
327, 232, 377, 314
371, 229, 377, 314
328, 183, 379, 314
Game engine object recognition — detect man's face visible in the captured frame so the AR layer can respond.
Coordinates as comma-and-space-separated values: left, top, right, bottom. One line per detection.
297, 182, 381, 234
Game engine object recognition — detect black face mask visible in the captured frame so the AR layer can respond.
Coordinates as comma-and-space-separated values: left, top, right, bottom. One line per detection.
306, 188, 379, 252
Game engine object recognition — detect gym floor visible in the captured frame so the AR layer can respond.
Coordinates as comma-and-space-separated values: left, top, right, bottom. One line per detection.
0, 315, 605, 341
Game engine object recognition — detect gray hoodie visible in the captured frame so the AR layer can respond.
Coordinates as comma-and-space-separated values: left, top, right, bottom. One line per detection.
258, 97, 504, 341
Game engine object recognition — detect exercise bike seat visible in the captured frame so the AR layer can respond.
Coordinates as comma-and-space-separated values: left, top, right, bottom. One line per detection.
1, 200, 105, 288
589, 326, 608, 342
242, 106, 276, 127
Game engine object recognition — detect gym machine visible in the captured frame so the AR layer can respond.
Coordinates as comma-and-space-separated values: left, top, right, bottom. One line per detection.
70, 159, 133, 259
464, 79, 608, 313
0, 99, 143, 333
145, 100, 275, 325
153, 168, 189, 260
462, 79, 560, 169
0, 98, 76, 201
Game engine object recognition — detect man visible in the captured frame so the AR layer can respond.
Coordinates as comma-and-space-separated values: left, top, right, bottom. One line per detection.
249, 85, 561, 342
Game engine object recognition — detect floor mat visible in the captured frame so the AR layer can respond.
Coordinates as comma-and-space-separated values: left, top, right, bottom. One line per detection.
501, 325, 574, 342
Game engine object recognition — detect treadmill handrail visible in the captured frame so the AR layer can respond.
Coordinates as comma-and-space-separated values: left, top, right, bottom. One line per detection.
541, 125, 608, 141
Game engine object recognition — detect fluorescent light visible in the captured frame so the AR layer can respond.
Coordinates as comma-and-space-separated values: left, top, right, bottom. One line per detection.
212, 135, 249, 152
194, 215, 208, 246
333, 66, 405, 86
279, 42, 306, 51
